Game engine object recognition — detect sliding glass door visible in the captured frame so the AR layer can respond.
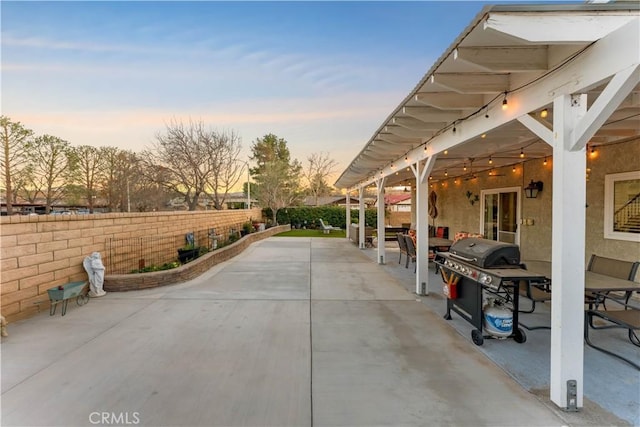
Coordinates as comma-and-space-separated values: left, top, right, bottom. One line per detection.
481, 187, 521, 244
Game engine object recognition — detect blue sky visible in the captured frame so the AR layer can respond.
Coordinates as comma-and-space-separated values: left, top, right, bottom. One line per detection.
3, 1, 513, 174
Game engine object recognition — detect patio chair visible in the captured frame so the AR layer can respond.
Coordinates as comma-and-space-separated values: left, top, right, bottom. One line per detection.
318, 219, 341, 234
585, 297, 640, 370
396, 232, 408, 265
404, 234, 417, 272
586, 255, 639, 309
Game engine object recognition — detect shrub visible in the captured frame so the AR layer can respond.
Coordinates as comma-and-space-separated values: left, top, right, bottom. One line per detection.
263, 206, 377, 228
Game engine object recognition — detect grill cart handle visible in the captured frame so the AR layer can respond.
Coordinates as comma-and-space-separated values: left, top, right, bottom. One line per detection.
450, 253, 478, 263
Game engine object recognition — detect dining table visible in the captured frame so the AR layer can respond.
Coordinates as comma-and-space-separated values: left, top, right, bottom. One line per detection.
428, 237, 453, 252
522, 260, 640, 296
521, 259, 640, 368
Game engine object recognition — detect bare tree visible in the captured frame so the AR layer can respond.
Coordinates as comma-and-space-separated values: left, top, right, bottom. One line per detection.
143, 119, 217, 211
302, 152, 338, 205
1, 116, 34, 214
24, 135, 74, 213
70, 145, 103, 212
144, 119, 244, 211
204, 129, 243, 210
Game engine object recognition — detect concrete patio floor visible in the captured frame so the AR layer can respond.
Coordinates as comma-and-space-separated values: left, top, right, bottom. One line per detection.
0, 237, 629, 426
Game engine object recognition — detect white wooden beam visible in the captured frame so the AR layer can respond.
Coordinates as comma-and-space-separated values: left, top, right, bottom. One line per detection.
414, 92, 485, 110
550, 93, 586, 410
392, 116, 443, 131
403, 105, 464, 123
455, 46, 548, 72
384, 125, 430, 138
570, 65, 640, 151
517, 114, 554, 145
430, 73, 511, 94
484, 13, 636, 43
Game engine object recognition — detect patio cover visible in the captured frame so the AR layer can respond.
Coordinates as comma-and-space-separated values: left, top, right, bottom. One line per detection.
335, 3, 640, 411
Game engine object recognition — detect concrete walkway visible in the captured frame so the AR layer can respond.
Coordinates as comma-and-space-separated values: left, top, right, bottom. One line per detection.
0, 237, 609, 426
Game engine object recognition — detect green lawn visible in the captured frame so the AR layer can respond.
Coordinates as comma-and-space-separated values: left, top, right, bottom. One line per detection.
275, 229, 346, 238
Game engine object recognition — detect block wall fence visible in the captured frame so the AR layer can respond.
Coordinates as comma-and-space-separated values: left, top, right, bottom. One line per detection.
0, 208, 262, 322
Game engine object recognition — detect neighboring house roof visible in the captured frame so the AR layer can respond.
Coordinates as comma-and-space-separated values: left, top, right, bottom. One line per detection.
385, 193, 412, 205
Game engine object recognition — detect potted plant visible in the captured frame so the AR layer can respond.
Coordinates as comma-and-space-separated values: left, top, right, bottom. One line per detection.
177, 244, 200, 263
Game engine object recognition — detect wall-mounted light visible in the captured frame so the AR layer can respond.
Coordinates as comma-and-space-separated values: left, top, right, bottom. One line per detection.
524, 180, 544, 199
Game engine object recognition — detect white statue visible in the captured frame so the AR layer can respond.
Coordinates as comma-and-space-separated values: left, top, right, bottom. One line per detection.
83, 252, 107, 297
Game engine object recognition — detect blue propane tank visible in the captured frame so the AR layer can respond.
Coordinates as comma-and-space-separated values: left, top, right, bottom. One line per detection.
483, 300, 513, 338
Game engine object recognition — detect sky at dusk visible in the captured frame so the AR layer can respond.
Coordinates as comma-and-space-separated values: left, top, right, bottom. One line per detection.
2, 1, 556, 179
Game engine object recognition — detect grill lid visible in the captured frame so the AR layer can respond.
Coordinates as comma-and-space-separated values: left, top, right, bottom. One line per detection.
449, 237, 520, 268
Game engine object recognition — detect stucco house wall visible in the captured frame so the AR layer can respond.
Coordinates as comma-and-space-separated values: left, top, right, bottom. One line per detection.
432, 137, 639, 265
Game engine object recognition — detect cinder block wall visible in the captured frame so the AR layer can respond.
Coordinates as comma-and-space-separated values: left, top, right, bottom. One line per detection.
0, 208, 262, 322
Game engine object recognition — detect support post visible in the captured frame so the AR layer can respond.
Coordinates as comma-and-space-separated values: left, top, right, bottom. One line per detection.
412, 156, 437, 295
550, 94, 586, 410
345, 191, 351, 240
376, 178, 386, 263
359, 186, 366, 249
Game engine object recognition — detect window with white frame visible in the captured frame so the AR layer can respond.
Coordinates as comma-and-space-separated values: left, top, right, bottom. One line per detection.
604, 171, 640, 242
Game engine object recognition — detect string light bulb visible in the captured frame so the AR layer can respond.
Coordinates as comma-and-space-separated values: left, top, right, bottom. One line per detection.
444, 150, 448, 155
502, 94, 508, 110
520, 149, 525, 158
444, 170, 448, 177
512, 166, 517, 173
543, 157, 548, 166
540, 108, 548, 118
489, 156, 493, 165
463, 163, 467, 171
481, 133, 486, 139
590, 146, 598, 158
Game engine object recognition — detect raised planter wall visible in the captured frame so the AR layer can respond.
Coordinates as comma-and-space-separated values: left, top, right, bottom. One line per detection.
0, 208, 263, 322
104, 225, 289, 292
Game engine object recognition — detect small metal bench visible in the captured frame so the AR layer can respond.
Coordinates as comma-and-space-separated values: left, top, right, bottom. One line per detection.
47, 281, 90, 316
